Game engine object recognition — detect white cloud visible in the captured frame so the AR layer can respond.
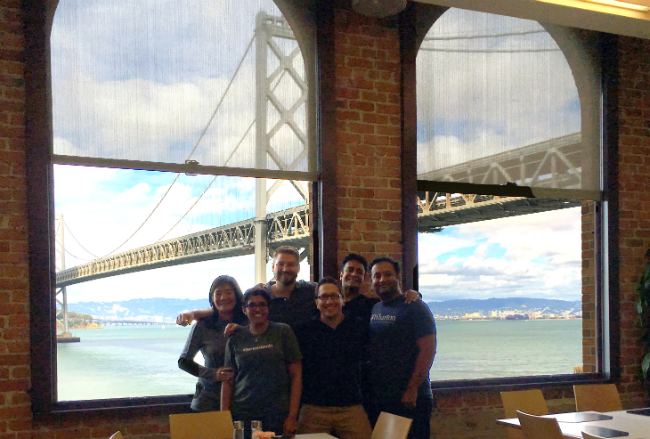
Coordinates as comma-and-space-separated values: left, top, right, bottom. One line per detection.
418, 207, 582, 302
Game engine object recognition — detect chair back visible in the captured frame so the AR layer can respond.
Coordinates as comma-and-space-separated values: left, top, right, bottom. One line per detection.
573, 384, 623, 412
582, 431, 606, 439
371, 411, 413, 439
501, 390, 548, 439
516, 410, 564, 439
109, 432, 123, 439
169, 410, 233, 439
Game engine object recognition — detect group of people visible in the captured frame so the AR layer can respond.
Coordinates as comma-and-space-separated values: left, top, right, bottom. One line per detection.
177, 246, 437, 439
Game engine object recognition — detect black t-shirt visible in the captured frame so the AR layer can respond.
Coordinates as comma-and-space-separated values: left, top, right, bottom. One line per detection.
343, 294, 379, 323
295, 316, 369, 407
266, 280, 318, 329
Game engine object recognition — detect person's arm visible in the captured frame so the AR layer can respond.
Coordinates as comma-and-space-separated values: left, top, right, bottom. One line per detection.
176, 308, 215, 326
220, 378, 233, 411
404, 289, 422, 304
284, 361, 302, 436
401, 333, 436, 408
178, 323, 203, 377
221, 340, 236, 411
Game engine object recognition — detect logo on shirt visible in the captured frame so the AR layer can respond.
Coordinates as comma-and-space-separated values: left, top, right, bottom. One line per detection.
242, 344, 273, 352
370, 314, 396, 322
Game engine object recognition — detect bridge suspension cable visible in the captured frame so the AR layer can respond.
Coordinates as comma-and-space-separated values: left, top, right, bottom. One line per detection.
155, 69, 288, 243
95, 35, 256, 257
62, 217, 99, 258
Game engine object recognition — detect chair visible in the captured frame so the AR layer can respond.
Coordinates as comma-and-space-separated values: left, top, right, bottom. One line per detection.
582, 432, 606, 439
500, 390, 549, 439
169, 410, 233, 439
573, 384, 623, 412
371, 411, 413, 439
109, 432, 123, 439
516, 410, 564, 439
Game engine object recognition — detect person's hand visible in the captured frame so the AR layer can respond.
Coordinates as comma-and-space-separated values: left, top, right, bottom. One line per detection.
215, 366, 234, 382
401, 387, 418, 409
176, 312, 194, 326
404, 289, 421, 304
284, 415, 298, 437
224, 323, 241, 337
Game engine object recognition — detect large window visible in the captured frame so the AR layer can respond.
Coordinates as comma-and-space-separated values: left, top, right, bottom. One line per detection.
32, 0, 317, 410
414, 7, 604, 382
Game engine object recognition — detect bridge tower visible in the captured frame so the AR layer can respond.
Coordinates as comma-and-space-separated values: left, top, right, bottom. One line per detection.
55, 214, 78, 342
254, 12, 309, 282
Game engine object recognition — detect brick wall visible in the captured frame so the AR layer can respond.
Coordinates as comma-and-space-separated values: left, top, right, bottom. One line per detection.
1, 2, 650, 439
1, 0, 31, 437
334, 7, 403, 265
582, 201, 597, 373
616, 36, 650, 401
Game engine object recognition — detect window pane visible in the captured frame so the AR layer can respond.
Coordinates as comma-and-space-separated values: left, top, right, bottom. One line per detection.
419, 196, 588, 380
54, 165, 311, 400
51, 0, 313, 176
416, 8, 600, 193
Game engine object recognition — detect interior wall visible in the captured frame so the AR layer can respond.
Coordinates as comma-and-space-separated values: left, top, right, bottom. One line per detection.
1, 1, 649, 438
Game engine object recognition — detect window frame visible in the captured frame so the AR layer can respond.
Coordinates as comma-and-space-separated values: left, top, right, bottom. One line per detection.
398, 2, 620, 392
25, 0, 330, 416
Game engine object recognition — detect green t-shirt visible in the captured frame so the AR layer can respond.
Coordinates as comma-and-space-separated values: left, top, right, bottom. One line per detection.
224, 322, 302, 417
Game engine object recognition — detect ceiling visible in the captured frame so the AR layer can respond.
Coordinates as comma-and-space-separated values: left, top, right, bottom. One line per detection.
416, 0, 650, 39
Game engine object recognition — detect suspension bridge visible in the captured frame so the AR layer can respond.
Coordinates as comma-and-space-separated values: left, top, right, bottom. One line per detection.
55, 13, 585, 340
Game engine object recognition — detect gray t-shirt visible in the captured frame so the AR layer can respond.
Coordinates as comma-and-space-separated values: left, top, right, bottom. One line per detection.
224, 322, 302, 417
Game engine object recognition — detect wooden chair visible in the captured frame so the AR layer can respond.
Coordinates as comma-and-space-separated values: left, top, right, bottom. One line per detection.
516, 410, 564, 439
371, 411, 413, 439
109, 432, 123, 439
169, 410, 233, 439
573, 384, 623, 412
500, 390, 549, 439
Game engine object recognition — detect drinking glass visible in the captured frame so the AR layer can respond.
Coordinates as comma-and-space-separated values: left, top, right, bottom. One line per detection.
251, 420, 262, 436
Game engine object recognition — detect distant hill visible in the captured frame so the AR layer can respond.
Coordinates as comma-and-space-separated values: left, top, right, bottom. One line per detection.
67, 298, 210, 322
426, 297, 581, 317
65, 296, 580, 321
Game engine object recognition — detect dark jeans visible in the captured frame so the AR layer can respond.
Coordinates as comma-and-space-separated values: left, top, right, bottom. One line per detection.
368, 397, 434, 439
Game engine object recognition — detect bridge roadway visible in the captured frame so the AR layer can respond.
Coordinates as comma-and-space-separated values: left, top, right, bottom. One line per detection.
56, 133, 584, 286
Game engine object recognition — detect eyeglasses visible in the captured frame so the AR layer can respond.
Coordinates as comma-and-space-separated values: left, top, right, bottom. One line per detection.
317, 293, 342, 302
244, 302, 268, 309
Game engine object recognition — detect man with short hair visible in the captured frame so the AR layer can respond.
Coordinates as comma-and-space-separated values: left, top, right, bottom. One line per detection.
265, 246, 317, 329
294, 277, 373, 439
367, 257, 436, 439
339, 253, 378, 322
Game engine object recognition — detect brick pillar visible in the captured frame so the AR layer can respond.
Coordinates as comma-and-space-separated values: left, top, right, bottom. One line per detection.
0, 0, 32, 435
582, 201, 597, 373
333, 6, 403, 267
616, 36, 650, 404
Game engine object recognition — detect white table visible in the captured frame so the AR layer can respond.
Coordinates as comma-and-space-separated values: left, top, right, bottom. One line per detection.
497, 409, 650, 439
295, 435, 338, 439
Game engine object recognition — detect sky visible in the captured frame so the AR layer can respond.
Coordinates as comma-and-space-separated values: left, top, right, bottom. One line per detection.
52, 1, 587, 307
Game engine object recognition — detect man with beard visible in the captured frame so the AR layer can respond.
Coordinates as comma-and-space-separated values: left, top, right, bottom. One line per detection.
265, 246, 317, 329
340, 253, 420, 323
176, 246, 317, 330
367, 257, 436, 439
294, 277, 373, 439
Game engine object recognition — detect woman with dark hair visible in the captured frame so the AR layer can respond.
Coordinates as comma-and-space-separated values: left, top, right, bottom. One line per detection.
221, 286, 303, 438
178, 275, 248, 412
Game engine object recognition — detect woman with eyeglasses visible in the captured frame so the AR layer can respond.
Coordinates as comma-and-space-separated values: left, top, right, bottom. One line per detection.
178, 275, 248, 412
221, 285, 303, 439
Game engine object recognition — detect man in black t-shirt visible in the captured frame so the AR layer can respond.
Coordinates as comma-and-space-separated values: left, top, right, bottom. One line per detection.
294, 277, 373, 439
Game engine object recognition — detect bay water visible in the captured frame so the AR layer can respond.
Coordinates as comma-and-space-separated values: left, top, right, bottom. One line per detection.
57, 319, 581, 401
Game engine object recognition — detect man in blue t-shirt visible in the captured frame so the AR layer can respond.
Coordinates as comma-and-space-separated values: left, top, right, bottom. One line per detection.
368, 257, 437, 439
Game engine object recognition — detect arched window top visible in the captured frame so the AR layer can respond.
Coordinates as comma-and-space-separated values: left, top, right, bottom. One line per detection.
417, 8, 600, 196
51, 0, 315, 180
